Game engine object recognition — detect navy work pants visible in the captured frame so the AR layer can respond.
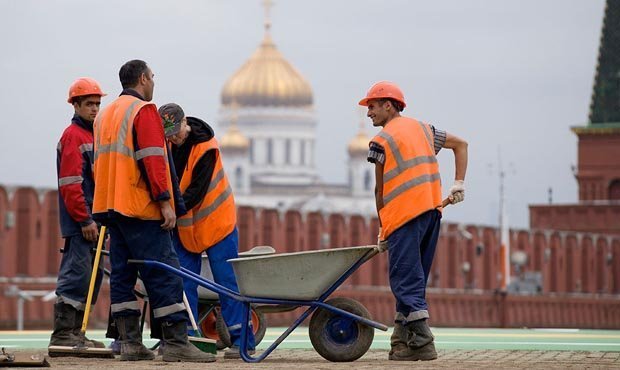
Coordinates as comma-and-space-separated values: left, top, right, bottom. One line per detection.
173, 228, 255, 348
387, 210, 441, 323
108, 215, 187, 324
56, 234, 104, 310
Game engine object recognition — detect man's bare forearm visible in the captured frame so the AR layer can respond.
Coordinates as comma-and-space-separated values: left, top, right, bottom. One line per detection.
444, 132, 468, 181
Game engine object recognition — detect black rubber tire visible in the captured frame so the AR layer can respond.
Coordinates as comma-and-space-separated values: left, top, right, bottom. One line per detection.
309, 297, 374, 362
197, 305, 227, 350
216, 307, 267, 348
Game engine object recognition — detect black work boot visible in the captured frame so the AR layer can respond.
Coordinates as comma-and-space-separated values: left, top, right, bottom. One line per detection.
388, 321, 408, 360
160, 321, 216, 363
115, 316, 155, 361
49, 302, 96, 350
49, 303, 79, 347
390, 318, 438, 361
74, 309, 105, 348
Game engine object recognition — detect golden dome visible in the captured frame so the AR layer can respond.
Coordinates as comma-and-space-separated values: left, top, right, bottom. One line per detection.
220, 33, 313, 107
220, 125, 249, 150
348, 130, 370, 156
220, 102, 249, 150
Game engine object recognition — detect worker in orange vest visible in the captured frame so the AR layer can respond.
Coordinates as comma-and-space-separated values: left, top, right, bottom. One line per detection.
50, 78, 107, 352
92, 60, 214, 363
360, 81, 468, 361
158, 103, 255, 359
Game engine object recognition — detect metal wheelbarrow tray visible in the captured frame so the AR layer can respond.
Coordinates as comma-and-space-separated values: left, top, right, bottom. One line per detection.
129, 245, 387, 363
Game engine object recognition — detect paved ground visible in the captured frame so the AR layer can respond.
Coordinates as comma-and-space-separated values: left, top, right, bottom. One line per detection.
2, 328, 619, 368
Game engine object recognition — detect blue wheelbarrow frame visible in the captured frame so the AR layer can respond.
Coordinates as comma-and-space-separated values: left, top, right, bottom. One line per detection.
128, 246, 388, 363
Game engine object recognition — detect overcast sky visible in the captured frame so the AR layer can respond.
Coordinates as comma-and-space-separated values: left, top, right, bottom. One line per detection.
0, 0, 606, 228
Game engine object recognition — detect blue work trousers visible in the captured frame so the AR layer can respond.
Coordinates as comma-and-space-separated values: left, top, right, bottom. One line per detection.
108, 215, 187, 324
55, 235, 104, 310
173, 228, 255, 348
387, 210, 441, 323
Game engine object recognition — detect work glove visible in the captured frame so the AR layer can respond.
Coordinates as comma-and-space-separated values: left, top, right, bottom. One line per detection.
376, 228, 389, 253
448, 180, 465, 204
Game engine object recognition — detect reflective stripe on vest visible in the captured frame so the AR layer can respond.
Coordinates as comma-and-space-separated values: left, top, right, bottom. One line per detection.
92, 95, 174, 220
176, 139, 236, 252
373, 117, 443, 239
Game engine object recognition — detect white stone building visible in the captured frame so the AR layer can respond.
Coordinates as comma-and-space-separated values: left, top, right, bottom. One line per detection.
217, 9, 375, 217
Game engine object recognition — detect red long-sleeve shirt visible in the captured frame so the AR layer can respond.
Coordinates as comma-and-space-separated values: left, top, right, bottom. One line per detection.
57, 116, 95, 237
133, 103, 171, 201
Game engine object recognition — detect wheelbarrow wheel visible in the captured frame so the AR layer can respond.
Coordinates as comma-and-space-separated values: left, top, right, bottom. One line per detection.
309, 297, 374, 362
216, 306, 267, 348
198, 306, 227, 350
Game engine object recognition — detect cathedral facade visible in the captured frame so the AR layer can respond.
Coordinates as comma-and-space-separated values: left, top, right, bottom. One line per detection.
215, 14, 376, 217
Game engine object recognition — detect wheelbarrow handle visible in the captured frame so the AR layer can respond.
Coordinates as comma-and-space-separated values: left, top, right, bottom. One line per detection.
127, 259, 145, 265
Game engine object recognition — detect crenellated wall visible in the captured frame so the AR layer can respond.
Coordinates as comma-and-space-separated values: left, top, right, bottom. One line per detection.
1, 185, 619, 329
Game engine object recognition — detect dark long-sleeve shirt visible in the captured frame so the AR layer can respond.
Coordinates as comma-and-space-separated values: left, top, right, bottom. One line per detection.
170, 117, 216, 211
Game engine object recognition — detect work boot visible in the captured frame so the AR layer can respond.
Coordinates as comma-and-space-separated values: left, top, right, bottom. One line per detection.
74, 309, 105, 348
388, 321, 408, 360
160, 321, 216, 363
49, 303, 78, 347
224, 345, 256, 360
115, 316, 155, 361
390, 318, 438, 361
48, 303, 95, 349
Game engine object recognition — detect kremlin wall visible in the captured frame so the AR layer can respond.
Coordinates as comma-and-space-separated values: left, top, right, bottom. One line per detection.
1, 185, 619, 330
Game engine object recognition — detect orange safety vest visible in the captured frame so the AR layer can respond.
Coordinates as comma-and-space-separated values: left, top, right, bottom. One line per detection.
176, 139, 236, 253
373, 117, 442, 239
92, 95, 174, 220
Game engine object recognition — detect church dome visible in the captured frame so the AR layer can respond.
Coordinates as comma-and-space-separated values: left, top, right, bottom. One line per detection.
220, 125, 249, 150
348, 130, 370, 156
220, 33, 313, 108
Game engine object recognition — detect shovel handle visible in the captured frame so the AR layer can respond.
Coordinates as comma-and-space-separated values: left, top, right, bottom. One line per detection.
81, 225, 106, 334
441, 197, 452, 208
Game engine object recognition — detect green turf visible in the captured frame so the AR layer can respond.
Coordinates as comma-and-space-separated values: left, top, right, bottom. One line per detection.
2, 327, 619, 352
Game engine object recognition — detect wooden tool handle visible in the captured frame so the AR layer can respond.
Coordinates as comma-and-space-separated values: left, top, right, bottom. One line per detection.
81, 225, 106, 334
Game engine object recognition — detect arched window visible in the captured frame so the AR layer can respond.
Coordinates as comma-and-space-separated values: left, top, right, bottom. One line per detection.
249, 138, 254, 164
300, 140, 306, 165
285, 139, 291, 164
235, 166, 243, 189
267, 138, 273, 164
364, 170, 372, 191
609, 179, 620, 200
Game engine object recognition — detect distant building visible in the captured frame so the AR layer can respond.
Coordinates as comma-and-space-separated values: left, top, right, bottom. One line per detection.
529, 0, 620, 235
216, 4, 376, 217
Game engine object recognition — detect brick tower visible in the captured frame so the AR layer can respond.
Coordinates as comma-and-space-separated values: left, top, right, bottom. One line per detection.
530, 0, 620, 234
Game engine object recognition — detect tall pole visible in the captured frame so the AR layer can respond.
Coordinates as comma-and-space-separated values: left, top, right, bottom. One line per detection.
498, 149, 510, 291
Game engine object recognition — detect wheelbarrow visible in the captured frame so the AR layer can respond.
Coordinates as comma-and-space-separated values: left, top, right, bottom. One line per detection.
128, 245, 387, 362
196, 246, 275, 349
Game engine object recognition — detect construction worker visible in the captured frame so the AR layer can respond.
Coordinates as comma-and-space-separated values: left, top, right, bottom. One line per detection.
360, 81, 468, 361
92, 60, 214, 363
158, 103, 256, 359
50, 78, 107, 351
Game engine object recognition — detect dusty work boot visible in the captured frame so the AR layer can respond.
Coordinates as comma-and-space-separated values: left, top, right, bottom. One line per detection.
224, 345, 256, 359
388, 321, 408, 360
49, 303, 79, 347
160, 321, 216, 363
48, 303, 96, 350
390, 318, 438, 361
74, 309, 105, 348
115, 316, 155, 361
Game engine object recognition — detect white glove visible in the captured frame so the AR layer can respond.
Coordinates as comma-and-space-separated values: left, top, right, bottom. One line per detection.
376, 228, 388, 253
448, 180, 465, 204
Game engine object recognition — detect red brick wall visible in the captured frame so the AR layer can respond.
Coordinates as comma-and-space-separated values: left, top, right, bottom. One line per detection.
1, 185, 620, 330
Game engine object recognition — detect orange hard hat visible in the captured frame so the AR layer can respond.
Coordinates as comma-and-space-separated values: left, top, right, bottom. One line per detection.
67, 77, 106, 104
358, 81, 406, 108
